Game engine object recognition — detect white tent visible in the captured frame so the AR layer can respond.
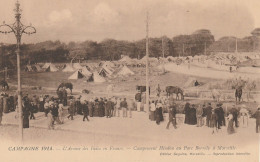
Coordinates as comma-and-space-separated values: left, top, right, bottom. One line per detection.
99, 66, 114, 77
117, 66, 134, 76
119, 55, 132, 62
81, 67, 92, 76
89, 72, 106, 83
42, 63, 51, 69
45, 64, 58, 72
68, 70, 85, 80
62, 64, 75, 72
73, 63, 83, 69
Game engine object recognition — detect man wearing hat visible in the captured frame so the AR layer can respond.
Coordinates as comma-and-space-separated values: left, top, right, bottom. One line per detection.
215, 103, 225, 129
166, 102, 177, 129
82, 100, 89, 121
230, 104, 239, 128
253, 106, 260, 133
205, 103, 212, 127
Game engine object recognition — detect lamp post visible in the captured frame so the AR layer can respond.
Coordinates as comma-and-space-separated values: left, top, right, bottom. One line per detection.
0, 1, 36, 143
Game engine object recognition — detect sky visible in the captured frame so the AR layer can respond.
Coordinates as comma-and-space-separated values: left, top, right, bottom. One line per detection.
0, 0, 260, 44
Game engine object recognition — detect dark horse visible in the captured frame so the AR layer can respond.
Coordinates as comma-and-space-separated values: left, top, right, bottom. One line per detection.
57, 82, 73, 94
235, 86, 243, 103
166, 86, 184, 100
0, 80, 9, 90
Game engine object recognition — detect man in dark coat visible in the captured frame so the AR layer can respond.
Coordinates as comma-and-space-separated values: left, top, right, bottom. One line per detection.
22, 97, 30, 128
82, 100, 89, 121
135, 92, 142, 112
189, 104, 197, 125
106, 98, 114, 118
29, 101, 36, 120
205, 103, 212, 127
166, 102, 177, 129
93, 99, 99, 117
98, 98, 105, 117
62, 87, 67, 106
253, 106, 260, 133
215, 103, 225, 129
75, 96, 82, 115
230, 105, 239, 127
88, 99, 94, 117
184, 102, 190, 124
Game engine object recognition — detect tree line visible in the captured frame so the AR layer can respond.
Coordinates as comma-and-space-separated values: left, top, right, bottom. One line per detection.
0, 29, 258, 68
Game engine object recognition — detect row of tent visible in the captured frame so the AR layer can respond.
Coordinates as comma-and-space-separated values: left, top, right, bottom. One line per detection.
25, 63, 59, 72
25, 62, 135, 83
68, 64, 135, 83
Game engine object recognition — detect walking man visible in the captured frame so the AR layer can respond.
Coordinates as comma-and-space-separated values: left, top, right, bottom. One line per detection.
82, 100, 89, 121
166, 102, 177, 129
121, 98, 128, 117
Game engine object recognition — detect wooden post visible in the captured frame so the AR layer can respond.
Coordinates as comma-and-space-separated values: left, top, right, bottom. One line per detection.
145, 11, 149, 113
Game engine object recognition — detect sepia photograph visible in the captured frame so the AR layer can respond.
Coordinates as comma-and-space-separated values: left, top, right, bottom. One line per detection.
0, 0, 259, 161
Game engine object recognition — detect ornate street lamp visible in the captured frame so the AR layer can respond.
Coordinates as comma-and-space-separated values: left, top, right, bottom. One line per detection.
0, 1, 36, 143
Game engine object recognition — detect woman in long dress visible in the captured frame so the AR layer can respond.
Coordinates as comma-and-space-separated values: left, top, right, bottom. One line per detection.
22, 99, 30, 128
227, 113, 235, 134
155, 101, 163, 125
189, 104, 197, 125
149, 100, 156, 121
184, 102, 190, 124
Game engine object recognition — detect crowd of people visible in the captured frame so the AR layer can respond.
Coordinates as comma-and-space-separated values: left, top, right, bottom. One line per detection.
0, 89, 259, 135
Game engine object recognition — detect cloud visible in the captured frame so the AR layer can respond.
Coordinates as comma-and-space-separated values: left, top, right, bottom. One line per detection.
46, 9, 72, 25
89, 2, 120, 24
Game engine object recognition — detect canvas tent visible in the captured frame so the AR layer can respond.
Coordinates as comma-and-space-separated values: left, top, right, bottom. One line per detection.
117, 66, 134, 76
42, 63, 51, 69
68, 70, 85, 80
45, 64, 59, 72
32, 64, 42, 72
81, 67, 92, 76
87, 72, 106, 83
99, 66, 114, 77
62, 64, 75, 72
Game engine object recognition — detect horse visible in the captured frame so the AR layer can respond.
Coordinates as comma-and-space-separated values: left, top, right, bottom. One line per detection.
235, 87, 243, 103
57, 82, 73, 94
165, 86, 184, 100
0, 80, 9, 90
